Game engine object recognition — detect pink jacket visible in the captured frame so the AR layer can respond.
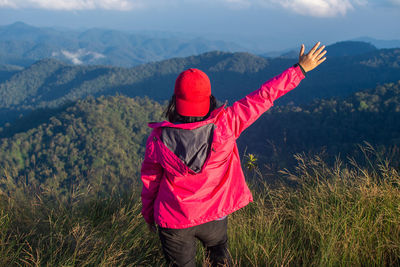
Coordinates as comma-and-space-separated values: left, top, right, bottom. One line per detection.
141, 65, 305, 229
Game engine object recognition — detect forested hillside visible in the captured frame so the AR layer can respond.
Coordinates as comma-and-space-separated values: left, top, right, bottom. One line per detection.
241, 80, 400, 170
0, 96, 163, 198
1, 80, 399, 196
1, 47, 399, 126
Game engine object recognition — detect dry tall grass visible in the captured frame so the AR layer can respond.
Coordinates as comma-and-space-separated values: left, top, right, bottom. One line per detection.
1, 146, 399, 266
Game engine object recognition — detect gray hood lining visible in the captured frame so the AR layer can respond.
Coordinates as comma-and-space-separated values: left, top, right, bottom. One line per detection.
160, 124, 215, 173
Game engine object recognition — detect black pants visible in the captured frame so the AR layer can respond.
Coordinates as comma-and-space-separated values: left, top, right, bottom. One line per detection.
158, 217, 233, 267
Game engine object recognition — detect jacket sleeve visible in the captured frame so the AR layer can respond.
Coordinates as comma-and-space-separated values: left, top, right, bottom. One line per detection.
141, 133, 163, 225
226, 65, 305, 138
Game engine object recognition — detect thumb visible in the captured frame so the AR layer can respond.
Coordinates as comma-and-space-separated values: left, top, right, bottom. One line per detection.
299, 44, 305, 57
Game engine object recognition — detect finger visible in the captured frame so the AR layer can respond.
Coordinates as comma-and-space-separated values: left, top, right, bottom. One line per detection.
314, 45, 326, 57
309, 42, 321, 55
316, 50, 327, 60
299, 44, 305, 57
317, 57, 327, 65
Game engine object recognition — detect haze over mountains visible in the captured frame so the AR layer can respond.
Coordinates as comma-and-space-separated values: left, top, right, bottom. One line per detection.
0, 22, 244, 67
1, 22, 400, 68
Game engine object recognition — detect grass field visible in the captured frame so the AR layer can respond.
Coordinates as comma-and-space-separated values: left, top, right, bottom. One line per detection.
1, 146, 399, 266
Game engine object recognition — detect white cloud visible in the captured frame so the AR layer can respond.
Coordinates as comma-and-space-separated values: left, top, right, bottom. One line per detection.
218, 0, 357, 16
0, 0, 18, 8
1, 0, 398, 14
61, 50, 84, 64
53, 49, 106, 64
276, 0, 355, 17
0, 0, 141, 11
221, 0, 400, 16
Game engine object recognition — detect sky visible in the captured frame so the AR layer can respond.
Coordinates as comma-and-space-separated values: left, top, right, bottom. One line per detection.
0, 0, 399, 51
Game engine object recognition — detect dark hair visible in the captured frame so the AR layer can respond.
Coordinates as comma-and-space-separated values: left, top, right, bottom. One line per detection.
164, 94, 219, 123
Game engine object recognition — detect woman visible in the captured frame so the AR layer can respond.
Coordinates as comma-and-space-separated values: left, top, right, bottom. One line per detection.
141, 42, 327, 266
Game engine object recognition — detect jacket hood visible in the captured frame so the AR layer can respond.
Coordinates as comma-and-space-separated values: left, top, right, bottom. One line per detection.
148, 105, 225, 175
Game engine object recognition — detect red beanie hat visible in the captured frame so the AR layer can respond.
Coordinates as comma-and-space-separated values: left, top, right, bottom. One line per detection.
174, 68, 211, 117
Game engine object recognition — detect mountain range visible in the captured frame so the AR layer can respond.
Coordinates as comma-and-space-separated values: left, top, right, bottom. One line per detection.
1, 22, 399, 266
0, 45, 399, 127
2, 22, 400, 68
0, 22, 244, 67
0, 24, 399, 196
277, 41, 378, 59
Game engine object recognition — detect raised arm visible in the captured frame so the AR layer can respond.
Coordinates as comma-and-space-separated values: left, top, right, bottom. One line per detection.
226, 42, 326, 138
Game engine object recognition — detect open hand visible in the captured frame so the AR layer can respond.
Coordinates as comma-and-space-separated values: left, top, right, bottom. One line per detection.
298, 42, 327, 72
